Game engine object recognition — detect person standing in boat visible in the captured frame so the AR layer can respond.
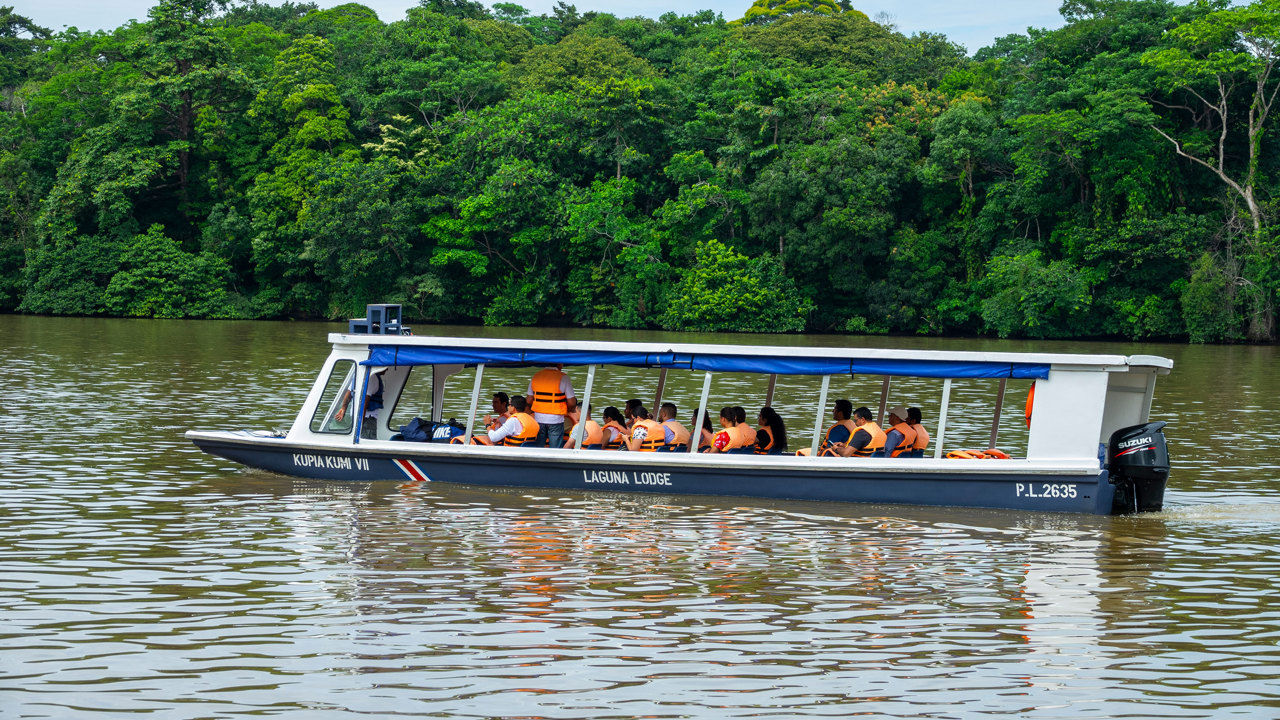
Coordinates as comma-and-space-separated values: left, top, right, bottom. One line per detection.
882, 407, 917, 458
906, 407, 930, 458
334, 367, 387, 439
527, 364, 577, 448
797, 399, 855, 456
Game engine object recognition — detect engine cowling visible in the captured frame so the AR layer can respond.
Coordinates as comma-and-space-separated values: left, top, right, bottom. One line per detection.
1107, 421, 1170, 514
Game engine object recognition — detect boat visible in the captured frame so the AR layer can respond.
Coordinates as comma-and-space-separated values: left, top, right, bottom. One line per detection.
187, 304, 1173, 515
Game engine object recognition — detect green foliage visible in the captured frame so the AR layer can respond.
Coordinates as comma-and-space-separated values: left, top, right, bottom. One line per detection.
1, 0, 1277, 341
660, 239, 811, 332
104, 224, 236, 318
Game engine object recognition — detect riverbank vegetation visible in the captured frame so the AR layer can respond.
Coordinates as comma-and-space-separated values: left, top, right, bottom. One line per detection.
2, 0, 1278, 341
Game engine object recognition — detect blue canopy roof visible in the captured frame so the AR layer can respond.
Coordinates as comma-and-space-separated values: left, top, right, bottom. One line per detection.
363, 345, 1049, 380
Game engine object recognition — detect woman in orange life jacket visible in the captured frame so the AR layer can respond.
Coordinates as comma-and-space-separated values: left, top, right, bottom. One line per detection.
600, 406, 629, 450
708, 407, 749, 453
564, 404, 604, 449
905, 407, 930, 458
627, 406, 667, 452
830, 406, 886, 457
754, 407, 787, 455
692, 409, 714, 452
882, 407, 917, 458
655, 402, 692, 452
799, 399, 856, 456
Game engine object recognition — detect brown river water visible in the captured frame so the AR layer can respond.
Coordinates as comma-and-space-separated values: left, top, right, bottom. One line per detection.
2, 315, 1279, 718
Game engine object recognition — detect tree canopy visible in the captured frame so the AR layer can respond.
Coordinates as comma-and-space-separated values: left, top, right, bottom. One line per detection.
3, 0, 1279, 342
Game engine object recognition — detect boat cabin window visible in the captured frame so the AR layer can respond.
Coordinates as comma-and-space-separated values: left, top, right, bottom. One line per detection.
310, 359, 357, 434
389, 367, 433, 427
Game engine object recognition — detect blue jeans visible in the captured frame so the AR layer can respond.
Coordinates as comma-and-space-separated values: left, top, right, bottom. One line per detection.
537, 422, 565, 449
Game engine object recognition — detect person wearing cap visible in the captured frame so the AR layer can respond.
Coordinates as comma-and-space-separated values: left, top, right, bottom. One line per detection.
883, 407, 917, 458
905, 407, 929, 458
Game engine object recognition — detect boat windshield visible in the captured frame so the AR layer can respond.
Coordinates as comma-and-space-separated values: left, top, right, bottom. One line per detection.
311, 360, 357, 434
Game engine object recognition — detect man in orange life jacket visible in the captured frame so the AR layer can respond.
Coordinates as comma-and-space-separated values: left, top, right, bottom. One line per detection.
527, 364, 577, 448
655, 402, 692, 451
882, 407, 917, 458
831, 406, 886, 457
486, 395, 540, 446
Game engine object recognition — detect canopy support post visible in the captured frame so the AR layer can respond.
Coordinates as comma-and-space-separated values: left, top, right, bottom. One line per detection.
810, 374, 832, 456
765, 374, 777, 408
462, 363, 485, 446
691, 371, 713, 454
354, 366, 370, 444
989, 378, 1007, 450
572, 364, 597, 450
877, 376, 891, 425
653, 368, 667, 413
934, 378, 952, 459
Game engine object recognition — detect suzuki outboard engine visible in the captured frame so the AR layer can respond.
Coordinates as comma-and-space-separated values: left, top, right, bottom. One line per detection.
1107, 421, 1170, 514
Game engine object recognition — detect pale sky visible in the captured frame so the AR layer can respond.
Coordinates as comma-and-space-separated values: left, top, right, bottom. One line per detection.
15, 0, 1065, 55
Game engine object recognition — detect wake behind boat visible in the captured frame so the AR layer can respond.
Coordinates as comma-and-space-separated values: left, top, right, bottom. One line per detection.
187, 305, 1173, 515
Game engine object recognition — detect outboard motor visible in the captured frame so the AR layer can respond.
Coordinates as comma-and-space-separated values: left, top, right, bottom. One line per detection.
1107, 421, 1170, 514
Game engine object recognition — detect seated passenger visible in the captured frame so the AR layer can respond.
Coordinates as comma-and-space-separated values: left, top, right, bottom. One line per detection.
797, 399, 856, 456
627, 407, 666, 451
600, 406, 629, 450
883, 407, 918, 458
692, 410, 714, 452
728, 406, 756, 453
755, 407, 787, 455
623, 399, 643, 429
488, 395, 540, 447
481, 392, 511, 433
709, 407, 750, 453
906, 407, 930, 458
655, 402, 692, 452
564, 404, 603, 449
831, 406, 886, 457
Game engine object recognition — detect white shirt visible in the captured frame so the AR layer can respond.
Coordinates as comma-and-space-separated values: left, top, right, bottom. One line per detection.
527, 369, 576, 425
488, 415, 524, 444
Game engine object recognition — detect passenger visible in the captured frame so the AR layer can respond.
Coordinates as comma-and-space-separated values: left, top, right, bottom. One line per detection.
906, 407, 930, 458
334, 367, 387, 439
564, 404, 603, 449
528, 364, 576, 449
487, 395, 540, 447
755, 407, 787, 455
831, 406, 886, 457
692, 409, 714, 452
481, 391, 511, 433
623, 399, 644, 429
627, 406, 665, 452
883, 407, 918, 458
600, 406, 629, 450
655, 402, 692, 452
797, 399, 856, 456
709, 407, 749, 453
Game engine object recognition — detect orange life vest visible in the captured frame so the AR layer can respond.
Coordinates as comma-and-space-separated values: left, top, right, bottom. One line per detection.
631, 419, 664, 451
661, 420, 691, 448
502, 412, 540, 446
823, 419, 858, 448
569, 419, 602, 447
851, 421, 886, 457
529, 368, 568, 415
1025, 381, 1035, 429
911, 423, 930, 452
602, 421, 628, 450
714, 424, 746, 451
755, 425, 775, 454
888, 422, 917, 457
